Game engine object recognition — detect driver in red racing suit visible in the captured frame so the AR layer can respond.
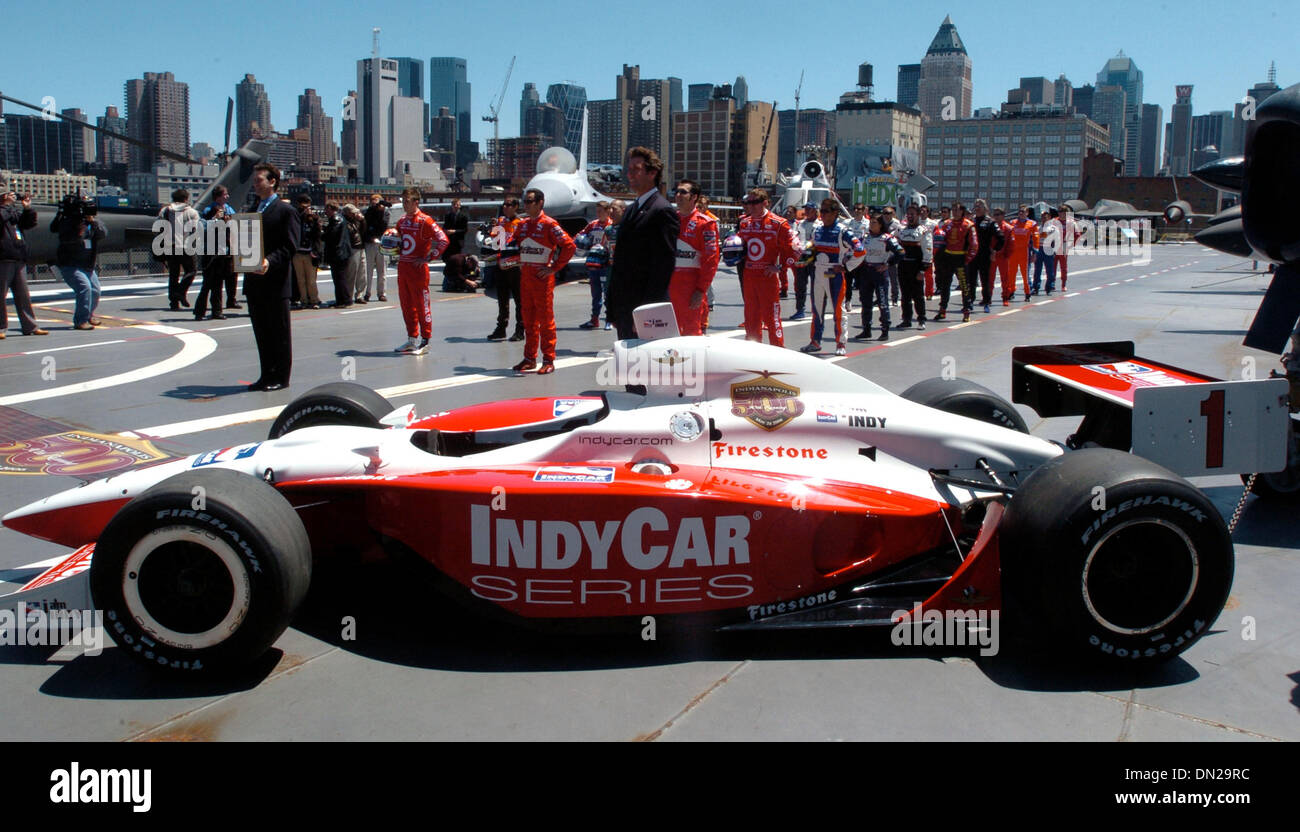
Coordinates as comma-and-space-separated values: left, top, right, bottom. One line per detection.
386, 187, 449, 354
668, 179, 719, 336
737, 188, 798, 346
509, 188, 575, 375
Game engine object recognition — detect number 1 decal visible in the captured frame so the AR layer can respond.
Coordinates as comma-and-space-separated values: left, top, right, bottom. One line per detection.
1199, 389, 1225, 469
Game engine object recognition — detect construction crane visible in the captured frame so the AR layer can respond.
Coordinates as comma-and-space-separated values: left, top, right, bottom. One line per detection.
482, 56, 516, 178
748, 100, 778, 190
792, 69, 805, 167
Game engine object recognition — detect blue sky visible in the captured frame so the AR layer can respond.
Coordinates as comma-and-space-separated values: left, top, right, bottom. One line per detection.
4, 0, 1293, 152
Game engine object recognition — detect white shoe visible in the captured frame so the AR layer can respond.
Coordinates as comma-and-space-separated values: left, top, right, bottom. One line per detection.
834, 345, 846, 356
411, 338, 429, 355
395, 338, 418, 353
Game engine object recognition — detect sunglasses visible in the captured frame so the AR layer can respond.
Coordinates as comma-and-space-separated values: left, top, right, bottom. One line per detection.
674, 188, 695, 196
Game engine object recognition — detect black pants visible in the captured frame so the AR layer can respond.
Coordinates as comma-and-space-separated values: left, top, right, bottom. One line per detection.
194, 257, 231, 318
899, 259, 926, 323
247, 294, 292, 385
971, 257, 993, 306
495, 266, 522, 332
934, 251, 972, 314
167, 255, 196, 305
794, 265, 811, 312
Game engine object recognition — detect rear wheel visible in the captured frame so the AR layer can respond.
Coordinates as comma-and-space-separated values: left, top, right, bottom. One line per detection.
1242, 419, 1300, 501
901, 377, 1029, 433
1001, 448, 1232, 664
269, 382, 394, 439
90, 468, 312, 672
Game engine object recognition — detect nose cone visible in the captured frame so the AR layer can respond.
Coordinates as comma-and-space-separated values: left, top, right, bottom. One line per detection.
530, 174, 578, 219
1193, 156, 1244, 193
1194, 216, 1255, 258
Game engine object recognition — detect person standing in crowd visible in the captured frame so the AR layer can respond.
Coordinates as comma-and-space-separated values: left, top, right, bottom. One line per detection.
291, 195, 322, 310
990, 208, 1015, 305
54, 195, 105, 331
933, 202, 978, 322
1054, 205, 1079, 290
788, 202, 819, 321
604, 146, 679, 339
920, 204, 938, 298
441, 197, 469, 292
970, 198, 1002, 314
342, 204, 366, 303
194, 185, 235, 320
577, 201, 613, 330
668, 179, 718, 336
361, 194, 390, 302
510, 188, 575, 374
801, 198, 864, 356
854, 215, 903, 341
1008, 204, 1039, 302
697, 194, 720, 331
737, 188, 798, 346
487, 197, 525, 341
321, 202, 353, 308
0, 191, 48, 338
159, 188, 199, 311
880, 206, 902, 307
894, 203, 932, 330
1033, 207, 1062, 295
843, 202, 870, 315
243, 163, 298, 391
385, 187, 448, 356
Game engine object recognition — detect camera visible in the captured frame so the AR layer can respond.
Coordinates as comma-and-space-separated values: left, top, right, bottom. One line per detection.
59, 191, 97, 224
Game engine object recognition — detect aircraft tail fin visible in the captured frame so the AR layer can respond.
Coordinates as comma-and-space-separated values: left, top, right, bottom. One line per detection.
579, 106, 589, 182
195, 140, 271, 214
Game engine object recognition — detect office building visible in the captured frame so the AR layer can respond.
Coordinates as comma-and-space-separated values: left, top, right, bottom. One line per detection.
1096, 52, 1143, 174
546, 82, 588, 158
918, 15, 973, 121
297, 88, 337, 165
1139, 103, 1162, 176
897, 64, 921, 110
1169, 85, 1193, 176
125, 71, 189, 173
236, 74, 272, 148
429, 57, 473, 168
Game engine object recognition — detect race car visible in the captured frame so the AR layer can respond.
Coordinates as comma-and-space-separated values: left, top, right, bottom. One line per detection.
2, 316, 1288, 674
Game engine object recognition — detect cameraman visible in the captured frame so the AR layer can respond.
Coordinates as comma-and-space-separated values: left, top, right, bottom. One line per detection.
52, 193, 106, 330
0, 191, 48, 337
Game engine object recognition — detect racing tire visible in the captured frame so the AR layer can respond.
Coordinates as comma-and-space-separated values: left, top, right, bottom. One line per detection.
900, 377, 1029, 433
90, 468, 312, 673
1241, 419, 1300, 502
1001, 448, 1232, 665
268, 382, 394, 439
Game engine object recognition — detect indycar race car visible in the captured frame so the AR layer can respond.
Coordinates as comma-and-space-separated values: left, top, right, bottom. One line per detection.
2, 314, 1290, 674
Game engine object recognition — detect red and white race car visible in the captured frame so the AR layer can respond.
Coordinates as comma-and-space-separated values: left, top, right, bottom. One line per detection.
3, 330, 1290, 673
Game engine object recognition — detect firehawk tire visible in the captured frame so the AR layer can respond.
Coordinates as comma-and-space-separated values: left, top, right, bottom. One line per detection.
90, 468, 312, 673
269, 382, 394, 439
900, 377, 1029, 433
1001, 448, 1232, 664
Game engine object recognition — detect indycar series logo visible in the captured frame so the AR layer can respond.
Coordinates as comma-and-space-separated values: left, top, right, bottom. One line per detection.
730, 371, 804, 431
533, 466, 616, 483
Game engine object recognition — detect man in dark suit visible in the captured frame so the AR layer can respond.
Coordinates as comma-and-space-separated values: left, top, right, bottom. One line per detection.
244, 163, 300, 392
604, 146, 680, 339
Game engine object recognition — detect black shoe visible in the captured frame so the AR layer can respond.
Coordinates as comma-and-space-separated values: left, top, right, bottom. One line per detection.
378, 295, 388, 302
226, 301, 242, 309
896, 321, 912, 330
247, 379, 267, 392
180, 298, 190, 308
852, 329, 870, 341
260, 382, 286, 392
193, 313, 205, 321
509, 330, 525, 342
211, 314, 226, 320
170, 303, 181, 311
877, 330, 889, 341
487, 328, 507, 341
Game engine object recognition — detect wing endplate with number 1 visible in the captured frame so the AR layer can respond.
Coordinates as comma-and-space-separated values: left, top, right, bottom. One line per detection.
1132, 379, 1290, 477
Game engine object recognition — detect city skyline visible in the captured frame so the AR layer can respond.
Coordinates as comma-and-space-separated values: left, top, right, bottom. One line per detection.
3, 0, 1294, 157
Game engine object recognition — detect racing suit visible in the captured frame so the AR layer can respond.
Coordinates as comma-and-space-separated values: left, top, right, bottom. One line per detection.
807, 221, 865, 350
859, 231, 904, 335
933, 217, 978, 319
393, 210, 449, 339
1008, 218, 1038, 300
738, 210, 799, 346
844, 214, 870, 312
926, 217, 943, 298
893, 220, 933, 326
885, 216, 902, 305
669, 208, 719, 336
971, 213, 1002, 307
510, 211, 575, 363
992, 219, 1015, 304
578, 217, 612, 324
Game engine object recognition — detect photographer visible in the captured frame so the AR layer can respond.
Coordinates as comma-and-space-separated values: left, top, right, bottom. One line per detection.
52, 192, 106, 330
195, 185, 235, 320
0, 191, 48, 337
321, 202, 352, 308
361, 193, 390, 302
159, 189, 200, 310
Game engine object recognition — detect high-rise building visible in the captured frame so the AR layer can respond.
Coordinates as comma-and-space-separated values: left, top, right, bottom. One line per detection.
728, 101, 776, 199
777, 108, 833, 173
432, 106, 455, 153
191, 142, 216, 162
668, 77, 683, 117
1, 114, 85, 174
524, 102, 566, 149
1229, 66, 1282, 156
341, 89, 357, 166
673, 98, 736, 197
1055, 75, 1073, 111
97, 105, 129, 165
125, 71, 190, 173
897, 64, 921, 109
1092, 85, 1127, 163
488, 135, 547, 181
236, 73, 271, 148
393, 57, 427, 146
833, 101, 923, 194
1073, 84, 1094, 118
918, 15, 972, 122
688, 83, 712, 112
623, 69, 672, 162
1169, 85, 1194, 176
1096, 52, 1143, 174
429, 57, 472, 168
1139, 103, 1162, 176
520, 82, 540, 132
60, 108, 96, 167
1191, 111, 1231, 162
587, 98, 630, 166
733, 76, 748, 109
922, 112, 1110, 206
357, 58, 425, 183
546, 82, 587, 157
297, 88, 337, 165
1018, 77, 1054, 106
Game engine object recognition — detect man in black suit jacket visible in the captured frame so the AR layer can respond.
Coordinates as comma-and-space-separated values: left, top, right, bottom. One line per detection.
604, 146, 680, 339
244, 163, 300, 392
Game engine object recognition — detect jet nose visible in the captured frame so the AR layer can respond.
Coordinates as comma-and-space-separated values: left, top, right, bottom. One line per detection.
535, 178, 575, 217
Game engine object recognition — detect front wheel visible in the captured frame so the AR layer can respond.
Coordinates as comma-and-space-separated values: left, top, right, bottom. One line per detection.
900, 377, 1029, 433
268, 382, 394, 439
1001, 448, 1232, 664
90, 468, 312, 672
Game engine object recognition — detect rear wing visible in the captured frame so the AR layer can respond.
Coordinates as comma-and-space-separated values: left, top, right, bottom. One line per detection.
1012, 342, 1291, 477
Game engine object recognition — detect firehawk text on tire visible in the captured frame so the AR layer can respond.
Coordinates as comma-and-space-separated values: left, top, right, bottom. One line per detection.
89, 468, 312, 672
268, 382, 395, 439
900, 377, 1029, 433
1000, 448, 1233, 664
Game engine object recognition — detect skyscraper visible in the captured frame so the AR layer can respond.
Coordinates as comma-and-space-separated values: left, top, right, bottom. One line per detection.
1, 114, 84, 174
733, 76, 748, 109
546, 82, 587, 158
297, 89, 337, 165
688, 83, 712, 112
897, 64, 920, 110
520, 82, 540, 132
357, 58, 422, 183
341, 89, 357, 167
1139, 103, 1162, 176
393, 57, 426, 144
61, 108, 95, 167
918, 16, 972, 122
1054, 75, 1073, 110
1096, 52, 1143, 174
236, 73, 271, 148
1074, 84, 1094, 118
97, 105, 129, 165
1169, 85, 1194, 176
1092, 85, 1127, 162
125, 71, 190, 173
1228, 66, 1281, 156
1191, 111, 1231, 160
429, 57, 472, 168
